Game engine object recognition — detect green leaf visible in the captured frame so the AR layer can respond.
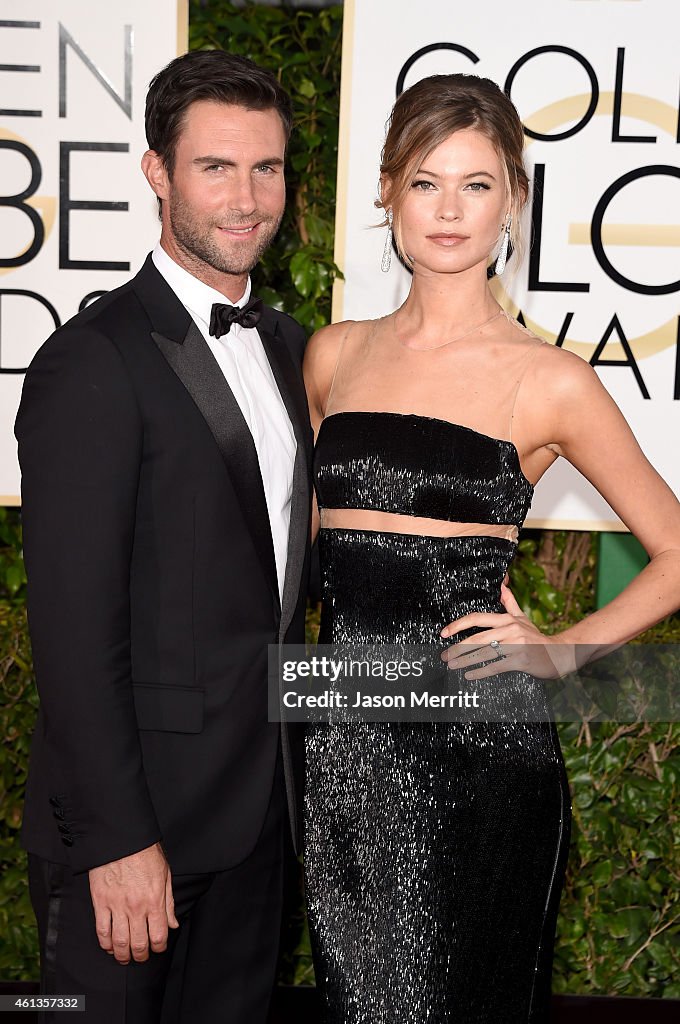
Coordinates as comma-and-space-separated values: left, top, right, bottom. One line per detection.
591, 859, 613, 885
289, 252, 316, 298
257, 286, 285, 312
298, 79, 316, 100
535, 579, 565, 613
5, 563, 25, 596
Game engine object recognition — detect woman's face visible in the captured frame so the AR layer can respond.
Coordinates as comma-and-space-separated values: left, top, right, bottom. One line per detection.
394, 128, 509, 277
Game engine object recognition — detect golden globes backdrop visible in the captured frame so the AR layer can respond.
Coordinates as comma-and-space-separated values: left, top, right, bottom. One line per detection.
333, 0, 680, 530
0, 0, 188, 503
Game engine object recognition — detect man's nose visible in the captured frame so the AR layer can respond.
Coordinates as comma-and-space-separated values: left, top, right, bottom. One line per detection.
229, 175, 257, 216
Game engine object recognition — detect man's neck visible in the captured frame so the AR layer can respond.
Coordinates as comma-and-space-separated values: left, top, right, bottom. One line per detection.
158, 235, 248, 303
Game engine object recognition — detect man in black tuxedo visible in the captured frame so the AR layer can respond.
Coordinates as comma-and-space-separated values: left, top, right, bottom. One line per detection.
15, 49, 311, 1023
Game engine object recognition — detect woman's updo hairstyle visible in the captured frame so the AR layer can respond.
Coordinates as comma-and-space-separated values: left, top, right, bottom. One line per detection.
376, 74, 529, 273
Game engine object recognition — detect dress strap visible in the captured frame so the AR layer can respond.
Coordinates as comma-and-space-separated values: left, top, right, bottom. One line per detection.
508, 339, 548, 444
324, 321, 355, 416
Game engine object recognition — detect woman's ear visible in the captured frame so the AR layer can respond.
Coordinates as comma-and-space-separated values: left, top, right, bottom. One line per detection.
379, 173, 393, 210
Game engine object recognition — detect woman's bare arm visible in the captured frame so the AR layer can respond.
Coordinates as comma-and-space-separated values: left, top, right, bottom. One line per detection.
442, 344, 680, 676
302, 320, 355, 544
538, 346, 680, 651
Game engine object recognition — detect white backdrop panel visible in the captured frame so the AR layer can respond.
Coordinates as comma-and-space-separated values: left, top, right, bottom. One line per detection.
0, 0, 187, 501
334, 0, 680, 530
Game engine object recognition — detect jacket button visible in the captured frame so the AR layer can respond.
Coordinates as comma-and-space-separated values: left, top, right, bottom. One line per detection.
61, 836, 74, 847
52, 807, 65, 821
48, 797, 62, 809
57, 823, 71, 836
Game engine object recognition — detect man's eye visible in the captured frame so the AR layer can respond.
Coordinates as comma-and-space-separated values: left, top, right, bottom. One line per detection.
256, 164, 275, 174
205, 164, 223, 172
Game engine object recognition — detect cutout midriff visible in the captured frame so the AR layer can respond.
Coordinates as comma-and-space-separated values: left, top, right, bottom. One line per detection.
320, 508, 519, 543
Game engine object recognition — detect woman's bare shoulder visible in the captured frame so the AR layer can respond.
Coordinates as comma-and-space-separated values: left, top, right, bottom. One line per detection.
305, 319, 355, 357
532, 336, 602, 395
501, 313, 600, 383
304, 317, 379, 373
304, 320, 368, 414
499, 311, 554, 353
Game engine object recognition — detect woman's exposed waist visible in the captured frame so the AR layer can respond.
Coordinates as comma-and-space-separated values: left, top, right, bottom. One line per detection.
319, 507, 519, 543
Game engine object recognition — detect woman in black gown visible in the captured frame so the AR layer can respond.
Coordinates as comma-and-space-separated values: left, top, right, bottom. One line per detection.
302, 74, 680, 1023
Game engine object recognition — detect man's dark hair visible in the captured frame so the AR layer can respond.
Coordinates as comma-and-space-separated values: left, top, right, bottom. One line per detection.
145, 49, 294, 176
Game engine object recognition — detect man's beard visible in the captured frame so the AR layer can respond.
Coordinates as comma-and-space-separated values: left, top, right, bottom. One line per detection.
168, 192, 283, 276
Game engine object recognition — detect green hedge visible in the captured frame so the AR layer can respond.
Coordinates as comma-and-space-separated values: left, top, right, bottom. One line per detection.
1, 0, 678, 998
0, 509, 35, 979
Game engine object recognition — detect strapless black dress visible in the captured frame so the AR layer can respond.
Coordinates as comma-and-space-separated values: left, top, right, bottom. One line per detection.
304, 412, 572, 1023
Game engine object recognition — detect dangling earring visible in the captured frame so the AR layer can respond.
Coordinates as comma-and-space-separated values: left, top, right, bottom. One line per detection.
495, 216, 511, 276
381, 208, 393, 273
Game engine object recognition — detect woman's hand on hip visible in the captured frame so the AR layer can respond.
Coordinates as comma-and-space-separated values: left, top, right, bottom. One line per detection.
440, 583, 574, 679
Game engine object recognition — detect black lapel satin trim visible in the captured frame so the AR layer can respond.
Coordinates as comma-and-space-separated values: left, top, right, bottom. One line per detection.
257, 313, 310, 455
133, 253, 192, 342
257, 313, 312, 638
44, 861, 65, 994
151, 322, 279, 606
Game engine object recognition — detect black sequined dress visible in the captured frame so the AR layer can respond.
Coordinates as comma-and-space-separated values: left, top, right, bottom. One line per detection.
304, 411, 572, 1024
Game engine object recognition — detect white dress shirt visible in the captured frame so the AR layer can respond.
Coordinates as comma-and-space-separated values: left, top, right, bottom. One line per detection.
152, 243, 297, 603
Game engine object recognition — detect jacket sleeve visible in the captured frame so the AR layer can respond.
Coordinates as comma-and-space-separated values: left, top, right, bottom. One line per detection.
15, 325, 162, 872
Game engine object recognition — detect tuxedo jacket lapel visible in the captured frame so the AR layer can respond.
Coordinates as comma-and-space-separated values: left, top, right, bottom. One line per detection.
257, 312, 312, 640
134, 255, 310, 625
152, 321, 280, 608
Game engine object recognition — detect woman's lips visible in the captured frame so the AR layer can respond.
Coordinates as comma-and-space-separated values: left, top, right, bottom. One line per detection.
427, 233, 469, 246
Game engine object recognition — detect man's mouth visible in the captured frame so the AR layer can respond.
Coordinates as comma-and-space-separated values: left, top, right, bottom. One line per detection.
220, 223, 260, 236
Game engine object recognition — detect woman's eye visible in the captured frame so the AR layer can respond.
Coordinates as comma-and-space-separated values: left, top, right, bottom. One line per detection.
465, 182, 491, 191
412, 180, 435, 191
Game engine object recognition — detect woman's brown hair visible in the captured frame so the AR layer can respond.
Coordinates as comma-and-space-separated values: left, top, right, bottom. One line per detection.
376, 74, 529, 272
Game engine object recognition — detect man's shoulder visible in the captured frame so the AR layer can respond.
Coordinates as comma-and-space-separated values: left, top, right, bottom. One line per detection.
64, 277, 143, 336
28, 256, 176, 371
24, 279, 142, 376
64, 253, 173, 336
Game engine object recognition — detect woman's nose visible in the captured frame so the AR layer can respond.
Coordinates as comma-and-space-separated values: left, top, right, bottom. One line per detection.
435, 189, 463, 221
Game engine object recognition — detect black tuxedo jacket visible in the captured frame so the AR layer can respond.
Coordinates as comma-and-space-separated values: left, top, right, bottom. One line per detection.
15, 254, 311, 875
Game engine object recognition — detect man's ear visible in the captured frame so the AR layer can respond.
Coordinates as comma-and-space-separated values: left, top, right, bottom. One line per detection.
141, 150, 170, 203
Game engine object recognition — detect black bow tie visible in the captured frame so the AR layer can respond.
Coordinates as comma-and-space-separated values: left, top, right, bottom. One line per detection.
209, 296, 263, 339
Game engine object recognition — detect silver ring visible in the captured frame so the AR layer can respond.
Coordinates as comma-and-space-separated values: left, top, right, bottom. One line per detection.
489, 639, 504, 657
